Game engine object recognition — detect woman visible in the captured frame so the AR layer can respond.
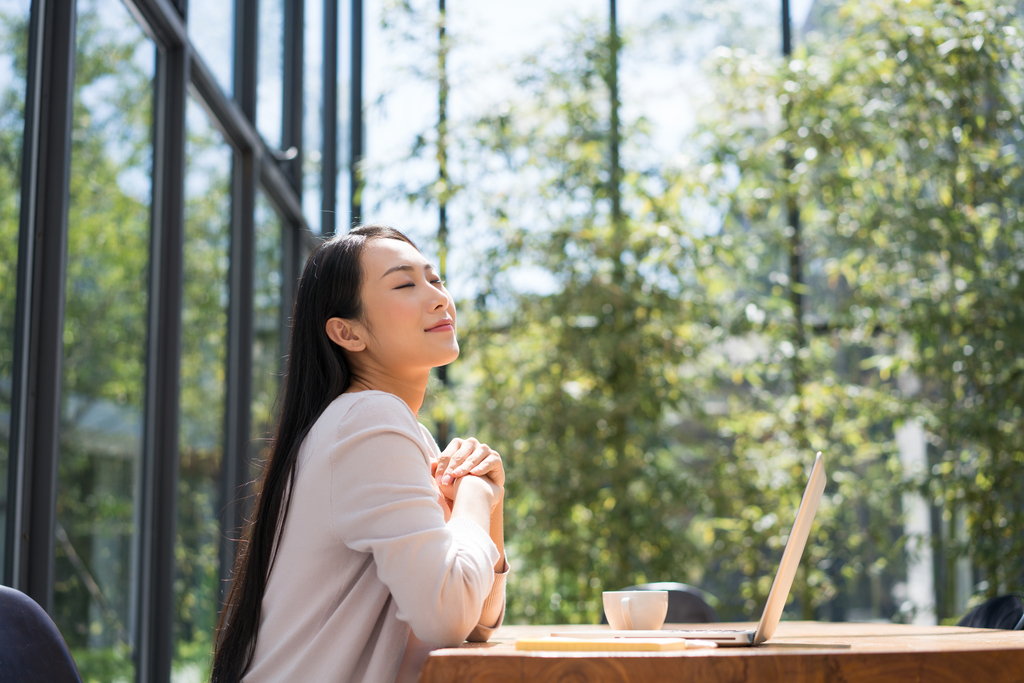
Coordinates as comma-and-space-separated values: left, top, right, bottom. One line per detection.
211, 226, 508, 683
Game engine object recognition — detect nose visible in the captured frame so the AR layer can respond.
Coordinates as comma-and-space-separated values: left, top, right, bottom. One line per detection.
429, 286, 449, 312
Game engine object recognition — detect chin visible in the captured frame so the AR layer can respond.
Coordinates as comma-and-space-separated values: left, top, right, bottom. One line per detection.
436, 344, 460, 367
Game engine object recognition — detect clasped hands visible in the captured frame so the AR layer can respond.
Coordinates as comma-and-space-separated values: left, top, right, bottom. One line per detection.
430, 438, 504, 514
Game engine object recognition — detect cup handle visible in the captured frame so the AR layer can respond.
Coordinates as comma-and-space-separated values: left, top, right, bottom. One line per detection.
620, 597, 633, 630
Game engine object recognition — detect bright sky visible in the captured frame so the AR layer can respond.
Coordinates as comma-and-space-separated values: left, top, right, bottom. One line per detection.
358, 0, 814, 294
179, 0, 813, 259
0, 0, 812, 295
0, 0, 32, 96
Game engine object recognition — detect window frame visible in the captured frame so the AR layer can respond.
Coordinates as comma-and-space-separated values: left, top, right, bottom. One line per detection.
3, 0, 346, 681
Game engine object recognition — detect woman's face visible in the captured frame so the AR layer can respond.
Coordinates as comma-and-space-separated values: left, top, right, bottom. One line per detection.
341, 238, 458, 374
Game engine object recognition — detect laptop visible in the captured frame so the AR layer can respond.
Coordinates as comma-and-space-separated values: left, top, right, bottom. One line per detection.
552, 452, 826, 647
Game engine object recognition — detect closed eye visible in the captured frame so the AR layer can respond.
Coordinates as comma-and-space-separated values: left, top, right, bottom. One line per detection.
394, 283, 415, 289
431, 279, 445, 286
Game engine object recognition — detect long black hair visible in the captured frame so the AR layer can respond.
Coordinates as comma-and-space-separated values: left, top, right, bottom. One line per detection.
211, 225, 418, 683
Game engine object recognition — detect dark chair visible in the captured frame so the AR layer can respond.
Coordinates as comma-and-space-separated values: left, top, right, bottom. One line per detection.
957, 594, 1024, 630
600, 582, 719, 625
0, 585, 82, 683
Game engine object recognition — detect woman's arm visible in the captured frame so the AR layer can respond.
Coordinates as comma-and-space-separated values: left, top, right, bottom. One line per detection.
450, 476, 507, 642
436, 437, 506, 572
329, 397, 501, 647
449, 475, 501, 529
434, 436, 508, 638
488, 494, 505, 573
449, 476, 505, 572
446, 457, 507, 640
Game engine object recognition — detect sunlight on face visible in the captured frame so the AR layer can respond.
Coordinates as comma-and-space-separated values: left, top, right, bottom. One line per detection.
356, 238, 459, 373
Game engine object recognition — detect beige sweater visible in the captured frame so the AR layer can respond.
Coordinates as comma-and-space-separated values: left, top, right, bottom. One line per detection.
242, 391, 507, 683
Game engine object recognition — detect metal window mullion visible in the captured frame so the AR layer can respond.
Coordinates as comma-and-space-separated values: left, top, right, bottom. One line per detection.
136, 40, 189, 683
282, 0, 305, 348
5, 0, 77, 609
258, 152, 306, 224
190, 58, 262, 154
220, 149, 257, 599
133, 0, 308, 236
282, 0, 303, 193
216, 0, 261, 603
235, 0, 258, 123
781, 0, 792, 57
321, 0, 338, 236
125, 0, 187, 46
349, 0, 362, 224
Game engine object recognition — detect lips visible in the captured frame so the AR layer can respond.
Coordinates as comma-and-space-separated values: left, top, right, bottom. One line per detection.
426, 319, 455, 332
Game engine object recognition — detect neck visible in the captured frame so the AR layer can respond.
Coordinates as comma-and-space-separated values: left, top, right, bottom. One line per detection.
346, 364, 429, 415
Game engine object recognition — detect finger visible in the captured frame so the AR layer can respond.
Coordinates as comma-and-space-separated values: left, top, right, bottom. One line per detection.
446, 438, 479, 471
452, 445, 492, 476
467, 451, 500, 473
469, 454, 504, 487
435, 439, 462, 484
441, 440, 477, 484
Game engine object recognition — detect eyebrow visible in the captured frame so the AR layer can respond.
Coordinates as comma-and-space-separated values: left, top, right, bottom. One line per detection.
381, 263, 435, 278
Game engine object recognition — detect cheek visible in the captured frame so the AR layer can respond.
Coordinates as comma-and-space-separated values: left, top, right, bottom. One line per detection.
362, 296, 418, 350
390, 297, 420, 320
376, 295, 418, 326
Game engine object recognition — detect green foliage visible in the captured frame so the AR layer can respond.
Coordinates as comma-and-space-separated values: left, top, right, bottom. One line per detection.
456, 0, 1024, 626
0, 3, 234, 680
69, 645, 135, 683
702, 0, 1024, 617
53, 6, 152, 676
174, 99, 233, 679
0, 3, 30, 560
0, 0, 1018, 671
250, 193, 284, 462
60, 4, 152, 409
462, 19, 720, 623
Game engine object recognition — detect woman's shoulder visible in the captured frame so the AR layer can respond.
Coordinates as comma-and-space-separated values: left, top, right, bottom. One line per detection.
318, 390, 425, 439
306, 391, 434, 474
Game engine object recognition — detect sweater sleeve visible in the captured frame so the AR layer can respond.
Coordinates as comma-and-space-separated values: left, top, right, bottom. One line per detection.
328, 395, 500, 647
466, 561, 509, 642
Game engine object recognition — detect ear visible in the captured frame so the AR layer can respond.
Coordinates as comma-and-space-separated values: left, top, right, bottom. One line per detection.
325, 317, 367, 353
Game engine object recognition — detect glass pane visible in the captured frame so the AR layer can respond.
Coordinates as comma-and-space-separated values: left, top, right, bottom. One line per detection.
250, 192, 283, 461
256, 0, 283, 148
188, 0, 234, 96
173, 97, 231, 682
303, 0, 323, 233
55, 2, 154, 679
0, 0, 32, 581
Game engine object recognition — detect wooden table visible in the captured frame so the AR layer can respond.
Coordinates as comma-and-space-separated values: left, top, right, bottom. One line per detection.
418, 621, 1024, 682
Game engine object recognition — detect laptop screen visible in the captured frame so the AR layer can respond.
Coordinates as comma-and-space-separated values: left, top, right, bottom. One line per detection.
752, 452, 827, 645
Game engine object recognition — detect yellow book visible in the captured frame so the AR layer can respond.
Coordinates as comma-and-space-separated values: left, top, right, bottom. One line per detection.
514, 637, 717, 652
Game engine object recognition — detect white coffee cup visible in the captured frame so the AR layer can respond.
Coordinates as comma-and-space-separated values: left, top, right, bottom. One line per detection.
603, 590, 668, 630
